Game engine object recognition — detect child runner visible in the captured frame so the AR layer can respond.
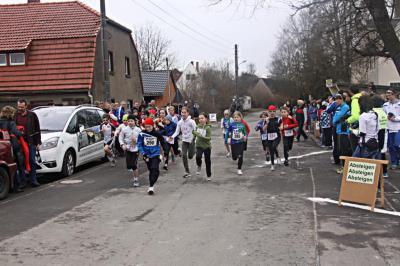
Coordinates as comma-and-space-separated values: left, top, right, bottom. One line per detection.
137, 118, 165, 195
221, 109, 233, 157
279, 107, 298, 166
170, 106, 197, 178
193, 113, 212, 181
101, 114, 116, 167
227, 111, 247, 175
119, 114, 142, 187
159, 115, 179, 170
264, 105, 281, 171
255, 112, 270, 163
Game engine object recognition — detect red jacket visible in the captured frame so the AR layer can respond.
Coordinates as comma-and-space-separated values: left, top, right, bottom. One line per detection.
242, 119, 251, 135
280, 116, 298, 137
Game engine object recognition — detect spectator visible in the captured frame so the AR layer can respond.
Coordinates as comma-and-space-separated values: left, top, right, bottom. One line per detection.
116, 101, 127, 124
333, 94, 351, 174
15, 99, 41, 187
346, 86, 363, 153
326, 96, 340, 164
383, 89, 400, 170
372, 95, 389, 177
320, 102, 332, 148
294, 100, 308, 141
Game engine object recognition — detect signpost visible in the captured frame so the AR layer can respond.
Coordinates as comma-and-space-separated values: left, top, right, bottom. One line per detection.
338, 156, 389, 211
209, 113, 217, 122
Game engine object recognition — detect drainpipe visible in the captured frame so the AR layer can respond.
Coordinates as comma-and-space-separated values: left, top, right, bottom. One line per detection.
88, 90, 94, 105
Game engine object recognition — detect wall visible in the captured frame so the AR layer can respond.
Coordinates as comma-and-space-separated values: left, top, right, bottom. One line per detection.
155, 78, 176, 108
351, 57, 400, 86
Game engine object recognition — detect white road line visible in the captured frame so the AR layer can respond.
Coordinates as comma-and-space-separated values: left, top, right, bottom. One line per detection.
309, 168, 321, 266
307, 197, 400, 217
386, 180, 400, 193
251, 150, 331, 168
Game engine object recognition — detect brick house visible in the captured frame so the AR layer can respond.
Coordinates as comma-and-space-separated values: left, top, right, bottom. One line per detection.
142, 70, 178, 108
0, 0, 143, 108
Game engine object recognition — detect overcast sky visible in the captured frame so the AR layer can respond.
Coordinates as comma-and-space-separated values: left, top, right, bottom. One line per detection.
3, 0, 291, 76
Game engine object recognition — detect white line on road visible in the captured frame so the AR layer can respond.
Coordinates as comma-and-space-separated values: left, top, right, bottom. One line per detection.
307, 197, 400, 217
309, 168, 321, 266
250, 150, 331, 168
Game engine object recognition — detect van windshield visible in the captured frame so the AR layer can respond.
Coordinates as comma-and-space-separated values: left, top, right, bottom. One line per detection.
34, 107, 75, 132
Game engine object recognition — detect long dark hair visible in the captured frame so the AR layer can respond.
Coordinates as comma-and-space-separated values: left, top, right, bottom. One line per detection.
358, 95, 373, 114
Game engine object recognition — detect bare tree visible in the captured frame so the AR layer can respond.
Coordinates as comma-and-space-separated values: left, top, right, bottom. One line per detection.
133, 24, 176, 71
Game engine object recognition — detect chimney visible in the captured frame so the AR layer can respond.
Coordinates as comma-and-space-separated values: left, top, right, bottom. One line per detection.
28, 0, 40, 3
196, 62, 199, 73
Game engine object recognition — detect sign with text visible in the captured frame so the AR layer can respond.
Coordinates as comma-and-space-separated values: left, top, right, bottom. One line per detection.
339, 156, 388, 211
209, 113, 217, 122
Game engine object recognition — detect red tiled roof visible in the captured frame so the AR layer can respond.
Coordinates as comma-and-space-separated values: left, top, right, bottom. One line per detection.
0, 1, 100, 51
0, 1, 100, 92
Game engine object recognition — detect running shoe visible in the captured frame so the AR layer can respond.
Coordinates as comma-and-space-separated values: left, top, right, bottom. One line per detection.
183, 173, 191, 178
226, 152, 231, 158
147, 187, 154, 195
163, 164, 168, 171
196, 166, 201, 175
390, 165, 398, 170
383, 172, 389, 178
266, 155, 270, 162
276, 158, 282, 165
271, 165, 275, 171
237, 169, 243, 175
336, 167, 343, 174
284, 160, 289, 166
133, 178, 140, 187
207, 176, 211, 181
111, 159, 116, 167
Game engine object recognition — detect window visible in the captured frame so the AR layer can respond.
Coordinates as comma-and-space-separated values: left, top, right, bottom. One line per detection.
0, 54, 6, 66
186, 74, 190, 81
108, 51, 114, 73
125, 57, 131, 77
10, 53, 25, 66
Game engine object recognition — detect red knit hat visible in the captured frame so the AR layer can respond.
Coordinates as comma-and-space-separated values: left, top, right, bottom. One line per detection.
149, 109, 157, 116
267, 105, 277, 111
144, 118, 154, 126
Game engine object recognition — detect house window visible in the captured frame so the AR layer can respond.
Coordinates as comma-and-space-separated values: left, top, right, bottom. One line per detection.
108, 51, 114, 73
125, 57, 131, 77
186, 74, 190, 80
0, 54, 6, 66
10, 53, 25, 66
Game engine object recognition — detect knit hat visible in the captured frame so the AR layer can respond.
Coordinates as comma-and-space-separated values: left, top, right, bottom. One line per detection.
148, 109, 157, 116
267, 105, 277, 111
122, 114, 129, 122
127, 114, 135, 121
144, 118, 154, 126
164, 115, 173, 122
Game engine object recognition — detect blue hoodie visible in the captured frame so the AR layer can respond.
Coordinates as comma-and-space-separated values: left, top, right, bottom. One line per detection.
333, 103, 350, 135
137, 130, 165, 158
159, 121, 177, 137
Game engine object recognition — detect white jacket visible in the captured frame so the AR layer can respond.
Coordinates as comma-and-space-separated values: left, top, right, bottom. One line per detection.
172, 116, 197, 143
119, 125, 142, 152
383, 100, 400, 132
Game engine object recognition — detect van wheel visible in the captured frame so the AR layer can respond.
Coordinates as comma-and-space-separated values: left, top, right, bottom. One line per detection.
61, 150, 75, 177
0, 168, 10, 200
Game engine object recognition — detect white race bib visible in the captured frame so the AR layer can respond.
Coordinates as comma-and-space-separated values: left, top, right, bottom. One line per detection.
232, 129, 242, 140
197, 128, 206, 137
261, 133, 268, 141
144, 136, 157, 147
284, 129, 294, 137
267, 133, 278, 140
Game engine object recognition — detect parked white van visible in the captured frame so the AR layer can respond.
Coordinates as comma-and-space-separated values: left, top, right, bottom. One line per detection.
33, 105, 105, 177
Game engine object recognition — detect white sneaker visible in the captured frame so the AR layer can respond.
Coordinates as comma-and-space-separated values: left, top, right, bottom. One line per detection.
264, 161, 269, 165
271, 165, 275, 171
226, 152, 231, 158
133, 178, 140, 187
196, 166, 201, 175
147, 187, 154, 195
276, 158, 282, 165
206, 176, 211, 181
237, 169, 243, 175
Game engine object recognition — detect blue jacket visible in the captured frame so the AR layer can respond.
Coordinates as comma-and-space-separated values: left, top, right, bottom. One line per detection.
227, 122, 247, 144
115, 107, 125, 124
159, 122, 177, 137
333, 103, 350, 135
137, 130, 164, 158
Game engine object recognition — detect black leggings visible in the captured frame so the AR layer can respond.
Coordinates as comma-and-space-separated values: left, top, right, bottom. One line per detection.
231, 143, 244, 169
164, 141, 180, 165
283, 136, 294, 161
146, 157, 160, 187
267, 137, 281, 165
196, 147, 212, 177
296, 120, 308, 141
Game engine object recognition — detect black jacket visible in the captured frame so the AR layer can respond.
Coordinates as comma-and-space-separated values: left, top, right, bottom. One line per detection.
15, 111, 42, 146
0, 118, 22, 151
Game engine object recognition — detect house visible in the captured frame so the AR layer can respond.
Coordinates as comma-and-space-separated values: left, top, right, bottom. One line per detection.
0, 0, 143, 108
176, 61, 200, 92
141, 70, 178, 107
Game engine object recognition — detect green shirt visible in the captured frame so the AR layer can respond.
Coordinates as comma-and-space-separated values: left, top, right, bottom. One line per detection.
373, 107, 388, 130
193, 124, 212, 149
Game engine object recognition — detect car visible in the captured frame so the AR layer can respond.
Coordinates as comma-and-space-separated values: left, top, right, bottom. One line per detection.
33, 105, 106, 177
0, 130, 17, 199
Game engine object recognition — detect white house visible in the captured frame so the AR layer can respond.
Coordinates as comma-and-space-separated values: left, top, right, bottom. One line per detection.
177, 61, 200, 92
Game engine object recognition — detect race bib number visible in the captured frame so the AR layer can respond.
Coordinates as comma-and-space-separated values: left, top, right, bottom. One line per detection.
197, 128, 206, 137
232, 129, 242, 140
261, 133, 268, 140
267, 133, 278, 140
284, 129, 294, 137
144, 136, 157, 147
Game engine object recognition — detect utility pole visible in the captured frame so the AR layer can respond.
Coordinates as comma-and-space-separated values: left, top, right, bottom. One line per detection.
100, 0, 110, 102
234, 44, 238, 98
166, 57, 171, 106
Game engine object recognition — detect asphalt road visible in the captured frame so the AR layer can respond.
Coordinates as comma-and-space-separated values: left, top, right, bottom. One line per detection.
0, 111, 399, 266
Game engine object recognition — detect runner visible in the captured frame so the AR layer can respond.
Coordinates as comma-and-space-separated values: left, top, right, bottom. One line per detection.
101, 114, 116, 167
137, 118, 165, 195
159, 115, 180, 170
170, 106, 197, 178
193, 113, 212, 181
119, 114, 142, 187
279, 107, 298, 166
255, 112, 270, 163
264, 105, 281, 171
227, 111, 247, 175
221, 109, 233, 157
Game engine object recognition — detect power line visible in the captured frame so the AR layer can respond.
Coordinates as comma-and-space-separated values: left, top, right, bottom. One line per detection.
146, 0, 231, 49
162, 0, 232, 45
130, 0, 228, 54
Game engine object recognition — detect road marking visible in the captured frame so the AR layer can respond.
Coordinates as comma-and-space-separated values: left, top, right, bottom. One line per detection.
386, 180, 400, 193
307, 197, 400, 217
251, 150, 331, 168
309, 168, 321, 266
60, 180, 83, 184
